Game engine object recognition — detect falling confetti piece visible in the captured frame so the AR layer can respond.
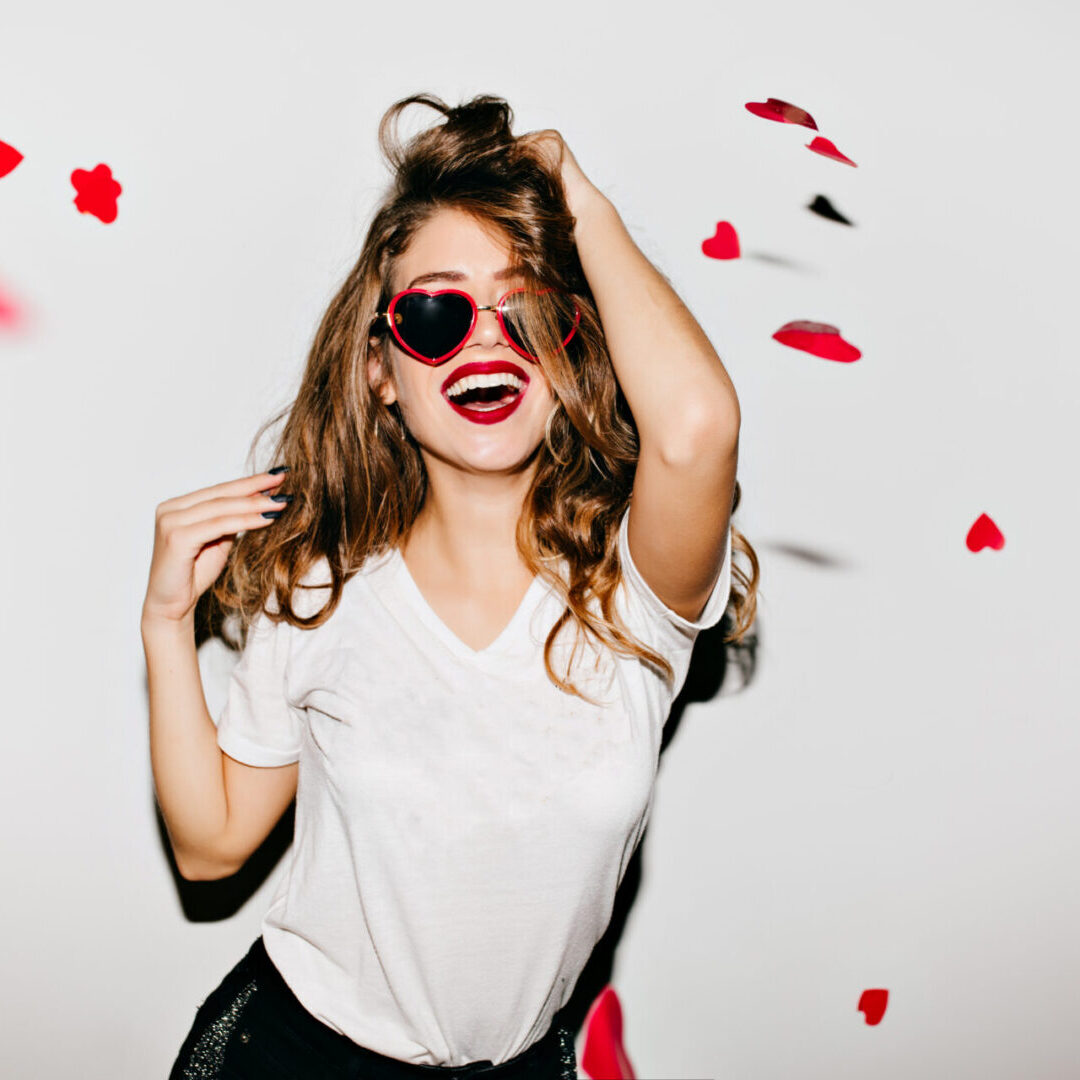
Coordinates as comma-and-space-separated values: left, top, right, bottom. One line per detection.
581, 986, 635, 1080
71, 162, 122, 223
0, 283, 23, 329
773, 320, 861, 362
807, 136, 858, 167
702, 222, 740, 260
966, 514, 1005, 552
744, 97, 818, 130
858, 989, 889, 1025
0, 140, 24, 178
807, 195, 854, 225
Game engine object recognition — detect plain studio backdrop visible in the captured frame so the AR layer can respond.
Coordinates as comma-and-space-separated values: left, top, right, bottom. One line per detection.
1, 1, 1077, 1077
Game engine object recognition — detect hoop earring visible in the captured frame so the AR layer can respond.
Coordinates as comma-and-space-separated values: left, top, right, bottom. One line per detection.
544, 404, 571, 467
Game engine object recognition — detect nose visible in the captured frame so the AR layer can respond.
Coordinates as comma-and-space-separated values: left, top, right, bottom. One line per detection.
467, 305, 508, 349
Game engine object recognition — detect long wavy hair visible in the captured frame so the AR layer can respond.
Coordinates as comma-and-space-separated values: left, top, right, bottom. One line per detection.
209, 91, 760, 702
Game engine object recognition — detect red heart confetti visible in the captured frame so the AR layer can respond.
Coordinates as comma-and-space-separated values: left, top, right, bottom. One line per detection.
0, 140, 24, 178
858, 988, 889, 1025
581, 985, 635, 1080
807, 136, 858, 167
966, 513, 1005, 552
744, 97, 818, 130
772, 320, 861, 362
702, 222, 740, 260
71, 163, 122, 223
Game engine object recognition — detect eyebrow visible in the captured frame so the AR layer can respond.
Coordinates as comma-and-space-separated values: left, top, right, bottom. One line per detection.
405, 267, 522, 290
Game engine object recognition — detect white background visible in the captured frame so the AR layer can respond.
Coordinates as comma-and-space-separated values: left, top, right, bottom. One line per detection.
1, 1, 1078, 1077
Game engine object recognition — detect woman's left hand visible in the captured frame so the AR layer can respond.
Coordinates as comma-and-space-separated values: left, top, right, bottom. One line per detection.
519, 128, 600, 214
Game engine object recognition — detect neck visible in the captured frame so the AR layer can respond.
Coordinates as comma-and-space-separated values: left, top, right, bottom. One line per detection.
404, 453, 538, 581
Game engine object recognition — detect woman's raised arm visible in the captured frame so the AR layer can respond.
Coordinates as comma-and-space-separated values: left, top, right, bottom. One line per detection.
524, 131, 740, 621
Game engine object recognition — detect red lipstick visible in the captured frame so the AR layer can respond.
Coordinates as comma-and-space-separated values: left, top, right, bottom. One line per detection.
441, 359, 530, 426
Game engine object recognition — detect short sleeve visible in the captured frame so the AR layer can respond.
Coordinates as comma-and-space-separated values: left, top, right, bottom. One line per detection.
214, 607, 304, 767
614, 504, 734, 693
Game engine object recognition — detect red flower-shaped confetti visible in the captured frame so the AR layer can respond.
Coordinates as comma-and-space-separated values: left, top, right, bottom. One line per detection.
773, 320, 861, 362
0, 140, 24, 178
858, 988, 889, 1025
744, 97, 818, 130
702, 222, 740, 260
581, 985, 635, 1080
807, 136, 858, 167
966, 513, 1005, 552
71, 163, 122, 223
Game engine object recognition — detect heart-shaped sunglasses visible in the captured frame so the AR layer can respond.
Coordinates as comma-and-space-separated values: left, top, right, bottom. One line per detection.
372, 287, 581, 365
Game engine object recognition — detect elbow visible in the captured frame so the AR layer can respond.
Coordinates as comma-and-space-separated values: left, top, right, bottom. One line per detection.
174, 847, 240, 882
654, 396, 740, 468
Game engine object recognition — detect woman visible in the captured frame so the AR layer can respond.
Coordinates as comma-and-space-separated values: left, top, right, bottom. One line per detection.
143, 92, 757, 1080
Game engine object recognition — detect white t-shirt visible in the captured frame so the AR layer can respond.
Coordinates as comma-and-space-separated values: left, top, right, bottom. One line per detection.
214, 503, 733, 1067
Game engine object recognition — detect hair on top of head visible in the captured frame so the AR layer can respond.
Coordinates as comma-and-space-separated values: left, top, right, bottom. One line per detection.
208, 91, 758, 703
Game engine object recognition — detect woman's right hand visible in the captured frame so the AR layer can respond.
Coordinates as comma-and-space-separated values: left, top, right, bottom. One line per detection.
141, 469, 290, 628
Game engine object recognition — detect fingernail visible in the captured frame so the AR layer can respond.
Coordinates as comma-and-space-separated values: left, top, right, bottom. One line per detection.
268, 465, 290, 475
268, 493, 293, 503
261, 510, 283, 519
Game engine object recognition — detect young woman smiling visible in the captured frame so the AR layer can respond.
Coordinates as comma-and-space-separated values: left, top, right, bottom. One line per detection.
144, 92, 757, 1080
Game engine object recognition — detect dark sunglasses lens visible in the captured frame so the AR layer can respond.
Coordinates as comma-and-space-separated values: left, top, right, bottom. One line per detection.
501, 292, 578, 357
392, 293, 474, 360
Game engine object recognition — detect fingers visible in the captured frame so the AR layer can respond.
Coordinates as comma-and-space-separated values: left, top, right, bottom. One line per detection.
155, 470, 293, 549
156, 469, 287, 518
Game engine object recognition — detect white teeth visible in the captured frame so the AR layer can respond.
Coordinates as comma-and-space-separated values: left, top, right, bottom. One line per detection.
445, 372, 526, 398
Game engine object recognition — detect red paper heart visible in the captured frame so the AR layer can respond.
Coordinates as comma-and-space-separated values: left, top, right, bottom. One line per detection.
0, 140, 24, 178
702, 222, 740, 260
807, 136, 858, 167
71, 162, 122, 223
581, 985, 635, 1080
858, 988, 889, 1025
744, 97, 818, 130
773, 320, 861, 362
966, 513, 1005, 552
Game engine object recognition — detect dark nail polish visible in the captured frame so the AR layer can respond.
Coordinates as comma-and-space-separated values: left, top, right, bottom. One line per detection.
268, 465, 290, 475
269, 493, 293, 503
261, 510, 283, 519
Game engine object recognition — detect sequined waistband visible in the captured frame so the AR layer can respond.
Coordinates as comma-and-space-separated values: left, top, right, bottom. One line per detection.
244, 936, 576, 1079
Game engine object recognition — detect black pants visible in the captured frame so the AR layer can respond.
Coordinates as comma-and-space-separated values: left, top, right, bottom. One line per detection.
168, 936, 578, 1079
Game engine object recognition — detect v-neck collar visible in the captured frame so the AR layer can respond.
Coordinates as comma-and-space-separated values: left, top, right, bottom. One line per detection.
388, 547, 547, 665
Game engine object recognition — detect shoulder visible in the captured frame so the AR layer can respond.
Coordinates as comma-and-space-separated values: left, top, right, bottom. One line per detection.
285, 547, 396, 621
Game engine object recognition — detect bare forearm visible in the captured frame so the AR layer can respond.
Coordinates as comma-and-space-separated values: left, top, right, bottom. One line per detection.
142, 613, 232, 879
569, 185, 740, 455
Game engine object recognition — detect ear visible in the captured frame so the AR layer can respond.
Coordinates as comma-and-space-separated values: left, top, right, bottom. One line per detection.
367, 339, 397, 406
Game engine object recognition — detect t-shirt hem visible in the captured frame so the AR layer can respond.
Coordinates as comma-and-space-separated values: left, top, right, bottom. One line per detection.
618, 506, 733, 634
217, 726, 301, 767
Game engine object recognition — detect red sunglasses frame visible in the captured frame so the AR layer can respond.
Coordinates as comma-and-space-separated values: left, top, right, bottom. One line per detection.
373, 286, 581, 366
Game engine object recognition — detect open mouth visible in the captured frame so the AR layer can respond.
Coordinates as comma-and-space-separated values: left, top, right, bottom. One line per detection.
445, 373, 525, 411
441, 364, 529, 425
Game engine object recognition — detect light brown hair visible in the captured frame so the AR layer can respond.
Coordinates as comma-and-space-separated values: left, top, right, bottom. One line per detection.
211, 92, 760, 701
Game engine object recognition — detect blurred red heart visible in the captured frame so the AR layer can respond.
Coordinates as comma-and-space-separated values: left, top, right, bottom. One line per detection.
966, 513, 1005, 552
702, 222, 740, 260
858, 988, 889, 1025
0, 282, 23, 329
0, 140, 23, 178
744, 97, 818, 130
807, 136, 858, 167
773, 320, 861, 362
581, 985, 635, 1079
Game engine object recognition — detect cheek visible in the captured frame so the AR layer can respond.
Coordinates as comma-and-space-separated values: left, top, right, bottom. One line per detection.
527, 369, 554, 406
388, 354, 433, 410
